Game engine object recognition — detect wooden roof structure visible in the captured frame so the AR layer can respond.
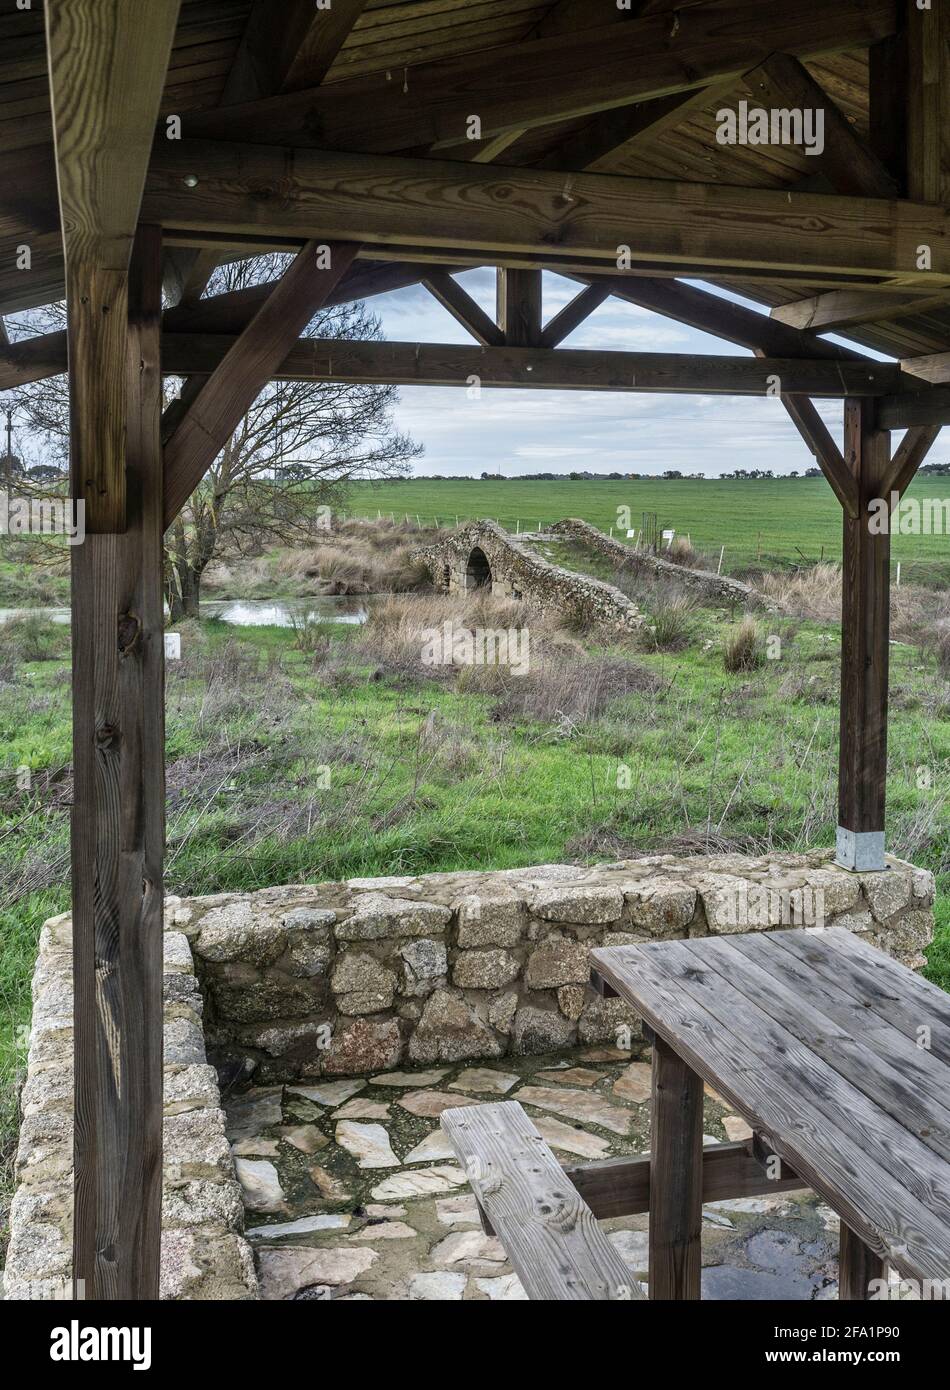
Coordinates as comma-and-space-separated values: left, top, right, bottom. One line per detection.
2, 0, 948, 1300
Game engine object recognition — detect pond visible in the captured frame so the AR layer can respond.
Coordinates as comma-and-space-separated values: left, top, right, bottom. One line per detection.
0, 595, 370, 629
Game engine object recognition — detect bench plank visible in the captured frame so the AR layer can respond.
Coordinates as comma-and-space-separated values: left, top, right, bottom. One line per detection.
590, 933, 950, 1282
441, 1101, 642, 1301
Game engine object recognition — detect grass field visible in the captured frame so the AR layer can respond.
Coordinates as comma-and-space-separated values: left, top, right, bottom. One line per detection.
344, 475, 950, 584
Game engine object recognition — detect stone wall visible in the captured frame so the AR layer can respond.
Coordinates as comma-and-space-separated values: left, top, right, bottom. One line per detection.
412, 519, 643, 638
4, 908, 258, 1301
550, 517, 774, 611
179, 851, 934, 1084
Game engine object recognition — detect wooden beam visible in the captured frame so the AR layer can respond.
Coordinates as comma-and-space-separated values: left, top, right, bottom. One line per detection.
739, 54, 898, 199
46, 0, 180, 532
143, 142, 950, 287
772, 289, 950, 332
421, 270, 504, 346
72, 223, 165, 1301
497, 268, 542, 347
837, 398, 891, 872
878, 387, 950, 429
880, 424, 941, 498
163, 241, 359, 526
0, 261, 433, 392
540, 283, 611, 348
562, 1139, 807, 1221
182, 1, 898, 154
156, 336, 903, 399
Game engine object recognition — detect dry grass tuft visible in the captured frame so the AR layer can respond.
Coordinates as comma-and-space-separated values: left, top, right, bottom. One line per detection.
723, 617, 765, 673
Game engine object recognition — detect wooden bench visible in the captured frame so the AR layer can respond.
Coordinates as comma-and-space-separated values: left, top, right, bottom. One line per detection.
440, 1100, 644, 1301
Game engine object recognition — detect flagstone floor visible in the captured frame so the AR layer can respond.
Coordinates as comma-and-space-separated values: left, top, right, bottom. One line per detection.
224, 1047, 844, 1301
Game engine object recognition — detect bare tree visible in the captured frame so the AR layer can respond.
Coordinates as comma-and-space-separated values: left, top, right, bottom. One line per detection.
4, 254, 422, 618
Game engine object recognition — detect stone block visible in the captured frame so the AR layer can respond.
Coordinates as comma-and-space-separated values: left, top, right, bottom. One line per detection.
408, 989, 502, 1063
455, 895, 526, 947
194, 901, 287, 968
625, 881, 696, 936
399, 938, 448, 996
336, 893, 452, 941
525, 936, 590, 988
529, 885, 624, 925
323, 1017, 404, 1074
511, 1005, 576, 1054
452, 948, 520, 990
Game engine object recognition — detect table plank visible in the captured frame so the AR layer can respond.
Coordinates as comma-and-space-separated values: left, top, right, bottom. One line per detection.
732, 932, 950, 1097
770, 928, 950, 1066
590, 935, 950, 1281
695, 934, 950, 1165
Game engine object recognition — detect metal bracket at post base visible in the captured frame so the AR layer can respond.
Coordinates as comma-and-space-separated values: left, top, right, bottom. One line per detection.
835, 826, 887, 873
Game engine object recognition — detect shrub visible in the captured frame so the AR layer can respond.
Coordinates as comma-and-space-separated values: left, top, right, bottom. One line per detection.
667, 536, 696, 566
3, 613, 69, 664
648, 592, 694, 650
723, 617, 765, 672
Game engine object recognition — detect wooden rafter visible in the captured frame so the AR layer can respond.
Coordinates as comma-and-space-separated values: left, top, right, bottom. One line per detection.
533, 82, 735, 174
771, 289, 950, 332
740, 54, 898, 199
163, 240, 359, 526
222, 0, 367, 101
539, 284, 611, 348
181, 1, 897, 153
421, 270, 504, 346
880, 424, 941, 498
144, 142, 950, 287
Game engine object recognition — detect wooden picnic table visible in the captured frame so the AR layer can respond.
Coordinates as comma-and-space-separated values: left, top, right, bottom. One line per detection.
590, 926, 950, 1300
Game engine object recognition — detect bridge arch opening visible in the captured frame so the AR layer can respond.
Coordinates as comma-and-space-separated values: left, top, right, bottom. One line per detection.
465, 546, 493, 591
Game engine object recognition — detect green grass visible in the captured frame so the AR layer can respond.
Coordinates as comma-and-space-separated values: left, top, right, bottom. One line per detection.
345, 475, 950, 584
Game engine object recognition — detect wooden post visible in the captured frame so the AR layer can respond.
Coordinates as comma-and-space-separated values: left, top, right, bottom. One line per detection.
649, 1035, 704, 1299
836, 398, 891, 873
72, 225, 165, 1299
839, 1223, 885, 1299
497, 268, 542, 346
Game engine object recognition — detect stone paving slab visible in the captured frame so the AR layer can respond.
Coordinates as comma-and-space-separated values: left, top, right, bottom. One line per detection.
224, 1047, 847, 1301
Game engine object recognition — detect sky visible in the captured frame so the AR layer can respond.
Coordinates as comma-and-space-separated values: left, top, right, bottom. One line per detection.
368, 267, 944, 479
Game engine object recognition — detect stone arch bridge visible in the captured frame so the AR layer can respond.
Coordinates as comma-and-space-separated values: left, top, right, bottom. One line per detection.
412, 520, 642, 638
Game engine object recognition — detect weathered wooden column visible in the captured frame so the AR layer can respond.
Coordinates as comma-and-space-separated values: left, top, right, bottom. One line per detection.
71, 225, 166, 1298
836, 398, 891, 872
